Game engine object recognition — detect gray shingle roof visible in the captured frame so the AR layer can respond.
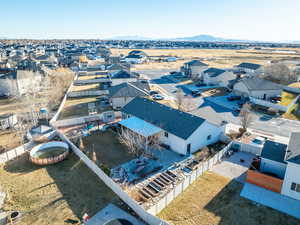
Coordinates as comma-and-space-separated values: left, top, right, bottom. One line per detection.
261, 140, 287, 164
239, 77, 283, 91
122, 97, 206, 140
286, 132, 300, 164
204, 68, 226, 77
237, 62, 261, 70
283, 86, 300, 95
111, 70, 136, 79
185, 60, 207, 67
108, 82, 150, 98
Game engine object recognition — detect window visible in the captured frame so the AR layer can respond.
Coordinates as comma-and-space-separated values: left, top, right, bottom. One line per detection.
207, 135, 212, 140
164, 132, 168, 138
290, 182, 300, 193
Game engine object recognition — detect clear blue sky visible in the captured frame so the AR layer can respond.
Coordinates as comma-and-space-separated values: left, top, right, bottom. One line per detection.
1, 0, 299, 41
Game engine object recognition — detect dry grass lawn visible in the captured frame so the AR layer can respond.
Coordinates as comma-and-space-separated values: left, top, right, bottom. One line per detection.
71, 83, 100, 92
111, 48, 300, 70
0, 153, 117, 225
81, 130, 135, 169
58, 97, 99, 120
0, 130, 22, 152
158, 172, 300, 225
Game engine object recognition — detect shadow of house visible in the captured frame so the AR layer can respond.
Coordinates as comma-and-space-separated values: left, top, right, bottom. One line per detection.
204, 180, 300, 225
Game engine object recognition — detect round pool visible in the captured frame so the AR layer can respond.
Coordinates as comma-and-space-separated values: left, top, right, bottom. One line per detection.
30, 141, 69, 165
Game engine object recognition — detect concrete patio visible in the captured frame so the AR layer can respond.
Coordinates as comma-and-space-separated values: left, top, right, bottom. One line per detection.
211, 151, 255, 183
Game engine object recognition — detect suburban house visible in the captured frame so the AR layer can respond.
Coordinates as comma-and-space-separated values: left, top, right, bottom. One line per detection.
110, 70, 139, 86
181, 60, 208, 78
106, 63, 130, 73
233, 77, 282, 99
124, 50, 148, 64
201, 67, 236, 87
0, 113, 17, 130
124, 54, 145, 64
108, 82, 150, 109
235, 62, 263, 76
246, 132, 300, 201
0, 69, 42, 96
120, 97, 223, 155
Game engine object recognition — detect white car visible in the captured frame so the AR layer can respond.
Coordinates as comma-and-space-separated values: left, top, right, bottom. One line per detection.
152, 94, 164, 100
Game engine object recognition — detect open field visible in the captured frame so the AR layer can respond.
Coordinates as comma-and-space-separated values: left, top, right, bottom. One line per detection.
158, 172, 300, 225
81, 130, 135, 169
0, 153, 117, 225
111, 48, 300, 70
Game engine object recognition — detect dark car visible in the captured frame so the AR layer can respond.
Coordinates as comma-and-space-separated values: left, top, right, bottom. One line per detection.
192, 91, 202, 97
227, 95, 241, 101
149, 91, 159, 96
196, 83, 207, 87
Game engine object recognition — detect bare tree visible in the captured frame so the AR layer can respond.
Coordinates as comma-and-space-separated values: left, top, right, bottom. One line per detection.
263, 63, 297, 85
239, 103, 254, 131
118, 128, 146, 157
118, 127, 161, 157
175, 88, 185, 111
182, 95, 197, 112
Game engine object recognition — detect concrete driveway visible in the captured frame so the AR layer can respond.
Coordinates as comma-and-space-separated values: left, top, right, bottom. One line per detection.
211, 151, 255, 183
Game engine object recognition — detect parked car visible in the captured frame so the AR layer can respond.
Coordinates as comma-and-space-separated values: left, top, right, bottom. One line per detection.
192, 91, 202, 97
251, 136, 266, 146
196, 83, 207, 87
227, 95, 241, 101
152, 94, 164, 100
149, 91, 159, 96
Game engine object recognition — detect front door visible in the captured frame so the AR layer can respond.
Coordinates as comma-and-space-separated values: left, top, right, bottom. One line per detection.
187, 144, 191, 155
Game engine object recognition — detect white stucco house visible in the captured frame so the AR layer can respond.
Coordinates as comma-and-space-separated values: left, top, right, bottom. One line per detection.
120, 97, 223, 155
233, 77, 282, 99
201, 67, 236, 87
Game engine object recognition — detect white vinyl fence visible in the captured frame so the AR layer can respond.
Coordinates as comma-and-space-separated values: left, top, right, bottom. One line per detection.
74, 78, 111, 85
57, 131, 170, 225
147, 143, 232, 215
0, 142, 34, 164
67, 90, 108, 98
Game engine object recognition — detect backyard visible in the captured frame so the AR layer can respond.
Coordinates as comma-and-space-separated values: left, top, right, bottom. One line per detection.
158, 172, 300, 225
80, 130, 135, 169
0, 153, 118, 225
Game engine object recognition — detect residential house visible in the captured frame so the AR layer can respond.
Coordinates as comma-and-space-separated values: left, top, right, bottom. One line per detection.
235, 62, 263, 76
233, 77, 282, 99
124, 54, 145, 64
202, 67, 236, 87
246, 133, 300, 201
0, 113, 17, 130
110, 70, 139, 86
108, 82, 150, 109
0, 69, 42, 96
181, 60, 208, 78
120, 97, 223, 155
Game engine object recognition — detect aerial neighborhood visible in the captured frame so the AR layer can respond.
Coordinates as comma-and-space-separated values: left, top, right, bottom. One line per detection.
1, 2, 300, 224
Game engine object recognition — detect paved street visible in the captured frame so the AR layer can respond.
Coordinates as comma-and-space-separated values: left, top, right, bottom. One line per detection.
139, 68, 300, 139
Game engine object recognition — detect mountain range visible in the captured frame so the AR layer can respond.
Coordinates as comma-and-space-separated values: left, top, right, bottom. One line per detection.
105, 34, 248, 42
